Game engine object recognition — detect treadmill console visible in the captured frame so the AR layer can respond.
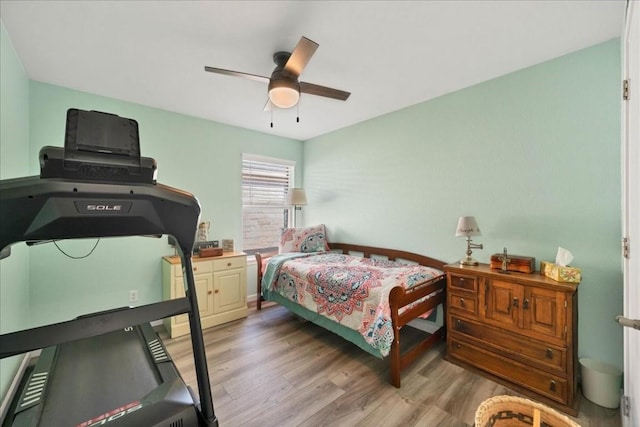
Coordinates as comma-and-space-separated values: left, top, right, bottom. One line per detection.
39, 109, 157, 184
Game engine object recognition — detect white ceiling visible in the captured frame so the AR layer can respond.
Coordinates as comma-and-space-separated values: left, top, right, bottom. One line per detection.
0, 1, 626, 141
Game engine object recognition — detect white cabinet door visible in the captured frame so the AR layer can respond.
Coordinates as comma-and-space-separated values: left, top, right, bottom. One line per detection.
173, 273, 214, 324
213, 268, 246, 313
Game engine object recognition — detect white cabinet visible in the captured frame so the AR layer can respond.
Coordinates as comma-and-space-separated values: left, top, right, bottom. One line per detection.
162, 252, 247, 338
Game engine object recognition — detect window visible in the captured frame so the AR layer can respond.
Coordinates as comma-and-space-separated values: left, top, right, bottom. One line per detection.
242, 154, 294, 254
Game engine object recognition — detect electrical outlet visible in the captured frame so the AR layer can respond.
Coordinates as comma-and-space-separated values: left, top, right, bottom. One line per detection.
129, 290, 138, 303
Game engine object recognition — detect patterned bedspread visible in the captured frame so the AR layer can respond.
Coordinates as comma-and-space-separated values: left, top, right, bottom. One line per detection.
261, 252, 444, 357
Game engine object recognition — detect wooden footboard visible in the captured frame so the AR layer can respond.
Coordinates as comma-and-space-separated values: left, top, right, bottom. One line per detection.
255, 242, 447, 388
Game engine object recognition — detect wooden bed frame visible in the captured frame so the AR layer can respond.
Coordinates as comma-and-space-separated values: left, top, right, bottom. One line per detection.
255, 242, 447, 388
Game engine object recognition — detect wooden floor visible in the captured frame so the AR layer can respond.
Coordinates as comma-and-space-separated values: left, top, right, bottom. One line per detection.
160, 303, 621, 427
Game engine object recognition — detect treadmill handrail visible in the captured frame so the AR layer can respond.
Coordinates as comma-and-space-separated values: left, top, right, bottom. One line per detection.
0, 299, 191, 359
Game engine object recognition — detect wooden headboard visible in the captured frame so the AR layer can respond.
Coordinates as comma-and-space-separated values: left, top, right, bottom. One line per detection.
329, 243, 446, 271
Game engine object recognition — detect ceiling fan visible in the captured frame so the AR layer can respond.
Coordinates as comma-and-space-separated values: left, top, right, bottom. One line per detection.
204, 36, 350, 110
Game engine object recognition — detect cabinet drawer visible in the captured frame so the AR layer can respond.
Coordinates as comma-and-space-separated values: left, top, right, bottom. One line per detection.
449, 315, 566, 373
449, 293, 478, 316
172, 259, 214, 276
448, 273, 478, 292
213, 256, 246, 271
448, 338, 567, 404
192, 260, 213, 274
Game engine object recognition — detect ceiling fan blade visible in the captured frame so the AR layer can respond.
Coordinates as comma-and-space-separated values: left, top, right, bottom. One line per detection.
283, 37, 319, 78
204, 66, 269, 84
300, 82, 351, 101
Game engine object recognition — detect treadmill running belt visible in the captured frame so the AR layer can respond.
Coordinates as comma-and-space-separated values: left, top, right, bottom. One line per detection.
40, 327, 160, 427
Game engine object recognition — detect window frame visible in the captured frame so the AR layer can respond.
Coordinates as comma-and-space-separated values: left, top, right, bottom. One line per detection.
241, 153, 295, 255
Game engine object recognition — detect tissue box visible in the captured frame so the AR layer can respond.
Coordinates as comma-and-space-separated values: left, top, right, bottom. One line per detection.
540, 260, 581, 283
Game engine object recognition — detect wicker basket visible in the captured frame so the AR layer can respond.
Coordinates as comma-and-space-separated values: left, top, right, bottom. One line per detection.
474, 395, 580, 427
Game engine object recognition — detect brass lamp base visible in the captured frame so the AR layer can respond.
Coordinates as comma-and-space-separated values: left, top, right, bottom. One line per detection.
459, 256, 480, 266
459, 237, 482, 266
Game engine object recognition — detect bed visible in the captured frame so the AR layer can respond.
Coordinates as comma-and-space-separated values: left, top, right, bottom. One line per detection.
255, 227, 447, 388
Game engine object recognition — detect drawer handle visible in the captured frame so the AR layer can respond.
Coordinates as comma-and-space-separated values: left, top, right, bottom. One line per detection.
193, 267, 197, 272
227, 262, 232, 267
546, 348, 553, 359
454, 319, 467, 332
512, 297, 519, 308
523, 298, 530, 309
549, 380, 557, 392
459, 278, 465, 285
459, 297, 465, 306
208, 290, 212, 295
214, 289, 219, 294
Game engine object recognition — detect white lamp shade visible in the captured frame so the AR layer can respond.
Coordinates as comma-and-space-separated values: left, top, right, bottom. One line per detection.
286, 188, 307, 206
268, 80, 300, 109
455, 216, 481, 237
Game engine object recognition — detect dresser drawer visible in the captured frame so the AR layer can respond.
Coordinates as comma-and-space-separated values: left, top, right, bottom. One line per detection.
192, 260, 213, 274
448, 273, 478, 293
448, 292, 478, 316
448, 338, 567, 404
213, 256, 246, 271
449, 315, 566, 373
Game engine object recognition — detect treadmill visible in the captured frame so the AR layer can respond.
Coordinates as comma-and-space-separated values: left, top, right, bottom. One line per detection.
0, 109, 218, 426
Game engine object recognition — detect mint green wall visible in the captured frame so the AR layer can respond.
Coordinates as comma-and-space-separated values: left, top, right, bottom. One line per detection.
0, 22, 31, 398
26, 82, 303, 326
0, 24, 623, 403
303, 40, 623, 369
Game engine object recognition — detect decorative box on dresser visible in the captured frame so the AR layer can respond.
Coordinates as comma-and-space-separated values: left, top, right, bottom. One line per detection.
163, 252, 248, 338
443, 263, 580, 415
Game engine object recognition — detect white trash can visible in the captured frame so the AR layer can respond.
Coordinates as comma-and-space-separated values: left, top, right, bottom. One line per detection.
579, 358, 622, 409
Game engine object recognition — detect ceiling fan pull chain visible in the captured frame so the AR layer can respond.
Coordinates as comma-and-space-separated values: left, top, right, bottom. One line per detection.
270, 108, 274, 128
297, 100, 300, 123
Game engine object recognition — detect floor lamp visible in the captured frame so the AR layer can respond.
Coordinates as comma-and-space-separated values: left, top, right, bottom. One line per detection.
287, 188, 307, 228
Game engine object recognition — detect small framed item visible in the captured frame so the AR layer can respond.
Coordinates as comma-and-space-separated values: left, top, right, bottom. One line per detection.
222, 239, 234, 252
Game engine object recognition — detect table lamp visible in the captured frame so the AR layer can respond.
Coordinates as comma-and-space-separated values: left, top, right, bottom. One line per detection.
455, 216, 483, 265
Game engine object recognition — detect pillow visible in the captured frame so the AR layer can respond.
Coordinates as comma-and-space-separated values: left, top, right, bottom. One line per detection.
279, 224, 330, 254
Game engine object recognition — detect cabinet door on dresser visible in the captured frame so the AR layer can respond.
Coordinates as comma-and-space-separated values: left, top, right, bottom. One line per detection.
484, 278, 523, 327
212, 259, 247, 313
172, 273, 215, 326
524, 286, 566, 340
485, 278, 566, 341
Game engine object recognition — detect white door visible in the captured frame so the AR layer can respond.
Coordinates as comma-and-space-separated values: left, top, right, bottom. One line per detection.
621, 1, 639, 426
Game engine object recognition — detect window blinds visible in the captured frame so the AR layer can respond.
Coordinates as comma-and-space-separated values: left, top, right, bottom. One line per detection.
242, 155, 294, 208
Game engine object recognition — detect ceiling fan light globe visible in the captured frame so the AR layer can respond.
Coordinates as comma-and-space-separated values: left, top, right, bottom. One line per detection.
268, 79, 300, 109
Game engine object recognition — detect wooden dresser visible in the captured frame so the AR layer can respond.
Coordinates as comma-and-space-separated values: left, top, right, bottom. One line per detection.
443, 263, 580, 415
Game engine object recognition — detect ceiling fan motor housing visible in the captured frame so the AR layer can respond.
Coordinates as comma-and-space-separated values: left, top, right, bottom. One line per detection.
269, 52, 301, 108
